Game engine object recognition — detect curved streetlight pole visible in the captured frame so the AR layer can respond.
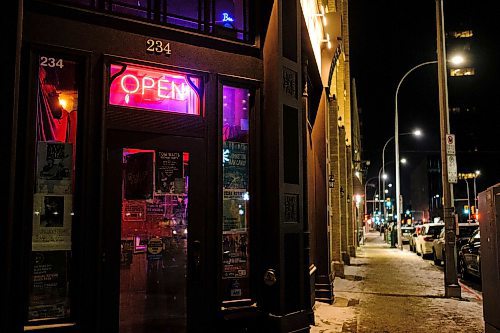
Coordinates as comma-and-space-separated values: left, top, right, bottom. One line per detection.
382, 131, 420, 219
395, 61, 437, 252
364, 176, 379, 215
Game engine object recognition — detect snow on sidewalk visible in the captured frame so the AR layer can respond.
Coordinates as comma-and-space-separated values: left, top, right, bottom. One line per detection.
311, 231, 484, 333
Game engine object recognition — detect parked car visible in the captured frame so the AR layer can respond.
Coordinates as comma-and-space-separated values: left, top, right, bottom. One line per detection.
432, 222, 479, 266
458, 228, 481, 280
416, 222, 444, 258
456, 222, 479, 253
409, 224, 424, 252
401, 225, 415, 244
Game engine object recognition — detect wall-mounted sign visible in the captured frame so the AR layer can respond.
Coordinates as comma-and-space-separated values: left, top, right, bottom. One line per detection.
109, 63, 201, 114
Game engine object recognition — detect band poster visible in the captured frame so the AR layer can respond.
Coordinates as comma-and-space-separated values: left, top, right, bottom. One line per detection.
222, 231, 250, 300
223, 189, 247, 231
32, 194, 72, 251
223, 141, 248, 189
36, 141, 73, 194
155, 151, 183, 194
28, 251, 70, 320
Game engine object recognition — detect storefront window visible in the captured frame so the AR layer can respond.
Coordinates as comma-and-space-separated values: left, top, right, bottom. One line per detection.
222, 85, 251, 302
29, 55, 80, 322
109, 63, 202, 115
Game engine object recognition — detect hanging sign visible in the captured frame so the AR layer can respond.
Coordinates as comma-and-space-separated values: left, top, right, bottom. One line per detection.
109, 63, 201, 114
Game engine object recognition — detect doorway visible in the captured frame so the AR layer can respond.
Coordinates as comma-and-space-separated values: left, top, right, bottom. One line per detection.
103, 130, 206, 333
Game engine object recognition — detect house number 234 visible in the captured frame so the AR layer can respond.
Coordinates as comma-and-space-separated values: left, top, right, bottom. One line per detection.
146, 39, 172, 56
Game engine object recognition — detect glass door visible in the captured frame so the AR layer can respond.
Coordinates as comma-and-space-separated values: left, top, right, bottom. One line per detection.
104, 131, 205, 333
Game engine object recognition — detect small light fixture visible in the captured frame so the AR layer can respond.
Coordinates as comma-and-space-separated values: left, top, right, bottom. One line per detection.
329, 175, 335, 189
321, 33, 332, 49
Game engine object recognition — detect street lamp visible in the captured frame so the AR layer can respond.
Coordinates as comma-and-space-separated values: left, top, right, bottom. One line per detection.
381, 131, 421, 220
474, 170, 480, 210
364, 176, 378, 216
394, 54, 463, 253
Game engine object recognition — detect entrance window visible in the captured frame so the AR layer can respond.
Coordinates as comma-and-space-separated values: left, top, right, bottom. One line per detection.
28, 55, 80, 323
119, 149, 190, 332
109, 63, 202, 115
221, 84, 252, 302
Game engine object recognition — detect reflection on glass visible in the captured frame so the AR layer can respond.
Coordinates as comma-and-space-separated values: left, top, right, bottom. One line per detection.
28, 56, 79, 322
222, 85, 251, 301
119, 149, 189, 333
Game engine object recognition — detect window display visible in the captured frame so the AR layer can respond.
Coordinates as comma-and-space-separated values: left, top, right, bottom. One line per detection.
29, 55, 80, 322
222, 85, 252, 301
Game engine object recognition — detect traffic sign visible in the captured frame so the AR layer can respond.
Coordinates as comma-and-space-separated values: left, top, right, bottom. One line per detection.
447, 155, 457, 183
446, 134, 456, 155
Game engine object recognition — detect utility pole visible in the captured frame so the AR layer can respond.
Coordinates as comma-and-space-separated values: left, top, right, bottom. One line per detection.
436, 0, 460, 298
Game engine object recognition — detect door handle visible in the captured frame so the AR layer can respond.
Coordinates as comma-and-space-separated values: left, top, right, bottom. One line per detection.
192, 240, 201, 281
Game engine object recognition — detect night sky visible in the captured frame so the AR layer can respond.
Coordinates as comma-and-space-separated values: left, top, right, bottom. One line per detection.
348, 0, 500, 209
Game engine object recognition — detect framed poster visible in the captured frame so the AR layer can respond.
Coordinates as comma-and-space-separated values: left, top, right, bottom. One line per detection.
32, 194, 73, 251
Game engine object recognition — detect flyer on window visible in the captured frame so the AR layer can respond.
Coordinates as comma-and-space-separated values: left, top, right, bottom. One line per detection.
32, 194, 72, 251
36, 141, 73, 194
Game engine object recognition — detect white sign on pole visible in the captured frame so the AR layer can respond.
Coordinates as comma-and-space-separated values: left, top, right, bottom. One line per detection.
447, 154, 458, 183
446, 134, 456, 155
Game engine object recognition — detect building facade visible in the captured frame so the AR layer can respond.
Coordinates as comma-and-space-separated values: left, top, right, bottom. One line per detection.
2, 0, 359, 332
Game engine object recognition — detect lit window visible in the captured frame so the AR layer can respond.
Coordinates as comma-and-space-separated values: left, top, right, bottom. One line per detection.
450, 67, 475, 77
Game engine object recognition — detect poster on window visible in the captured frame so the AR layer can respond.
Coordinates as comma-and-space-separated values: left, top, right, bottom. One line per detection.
28, 251, 71, 320
155, 151, 183, 194
222, 232, 248, 279
124, 152, 153, 200
222, 231, 250, 301
32, 194, 72, 251
122, 200, 147, 222
223, 141, 248, 189
36, 141, 73, 194
223, 189, 247, 231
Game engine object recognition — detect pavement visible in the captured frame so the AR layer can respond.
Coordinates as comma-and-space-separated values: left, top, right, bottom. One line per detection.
310, 230, 485, 333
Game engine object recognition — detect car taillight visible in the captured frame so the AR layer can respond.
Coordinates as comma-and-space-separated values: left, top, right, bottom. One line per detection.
424, 236, 434, 242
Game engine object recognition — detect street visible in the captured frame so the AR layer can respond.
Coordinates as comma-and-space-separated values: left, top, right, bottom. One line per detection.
311, 230, 484, 333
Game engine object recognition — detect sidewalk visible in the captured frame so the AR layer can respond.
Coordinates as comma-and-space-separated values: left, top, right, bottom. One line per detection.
311, 231, 484, 333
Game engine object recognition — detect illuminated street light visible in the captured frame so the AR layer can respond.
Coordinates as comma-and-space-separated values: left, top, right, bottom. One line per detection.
450, 54, 465, 66
381, 130, 421, 221
400, 158, 407, 164
394, 53, 464, 253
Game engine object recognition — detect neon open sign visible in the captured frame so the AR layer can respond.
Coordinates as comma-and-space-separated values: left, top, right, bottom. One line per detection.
109, 63, 201, 115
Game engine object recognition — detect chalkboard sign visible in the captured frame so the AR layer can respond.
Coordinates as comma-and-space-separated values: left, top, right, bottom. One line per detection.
156, 151, 183, 193
124, 152, 153, 200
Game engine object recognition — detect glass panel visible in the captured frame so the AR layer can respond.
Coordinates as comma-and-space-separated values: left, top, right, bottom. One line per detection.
120, 148, 189, 333
222, 85, 251, 301
109, 63, 201, 115
29, 56, 80, 322
165, 0, 203, 30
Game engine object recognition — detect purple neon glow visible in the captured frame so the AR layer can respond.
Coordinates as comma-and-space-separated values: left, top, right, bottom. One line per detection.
222, 86, 250, 142
109, 63, 201, 115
